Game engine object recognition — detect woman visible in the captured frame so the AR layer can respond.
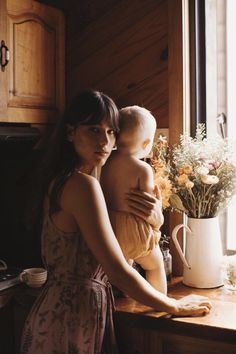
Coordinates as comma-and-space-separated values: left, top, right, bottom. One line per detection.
21, 90, 211, 354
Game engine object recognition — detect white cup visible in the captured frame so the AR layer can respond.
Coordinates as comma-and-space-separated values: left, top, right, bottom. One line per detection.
20, 267, 47, 288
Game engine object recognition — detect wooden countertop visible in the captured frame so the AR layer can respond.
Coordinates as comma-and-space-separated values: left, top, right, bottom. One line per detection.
1, 277, 236, 342
114, 277, 236, 342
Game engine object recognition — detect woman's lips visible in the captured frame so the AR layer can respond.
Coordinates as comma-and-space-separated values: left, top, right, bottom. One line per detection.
94, 151, 109, 157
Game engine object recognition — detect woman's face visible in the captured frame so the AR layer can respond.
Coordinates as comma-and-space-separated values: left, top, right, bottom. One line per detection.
68, 119, 116, 174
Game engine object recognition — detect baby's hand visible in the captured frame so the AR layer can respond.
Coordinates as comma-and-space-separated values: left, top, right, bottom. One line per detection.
154, 184, 162, 202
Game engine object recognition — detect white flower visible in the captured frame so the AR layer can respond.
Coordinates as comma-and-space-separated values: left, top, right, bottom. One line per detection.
185, 181, 194, 189
201, 175, 219, 185
222, 255, 236, 288
195, 166, 209, 175
152, 124, 236, 218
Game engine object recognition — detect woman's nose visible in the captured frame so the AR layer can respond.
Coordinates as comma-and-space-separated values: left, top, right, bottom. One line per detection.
99, 132, 109, 146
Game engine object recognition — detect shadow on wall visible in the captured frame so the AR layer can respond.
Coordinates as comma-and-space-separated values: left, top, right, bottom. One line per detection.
0, 142, 43, 268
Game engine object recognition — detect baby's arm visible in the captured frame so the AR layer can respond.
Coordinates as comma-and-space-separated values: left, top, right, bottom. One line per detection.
136, 162, 163, 228
138, 162, 155, 195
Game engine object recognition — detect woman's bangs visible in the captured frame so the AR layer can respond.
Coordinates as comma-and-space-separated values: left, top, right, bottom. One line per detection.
80, 105, 120, 133
107, 105, 120, 132
80, 112, 103, 125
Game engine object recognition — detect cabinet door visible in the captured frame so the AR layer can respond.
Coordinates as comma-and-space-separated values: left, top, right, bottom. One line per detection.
0, 0, 8, 118
115, 315, 163, 354
0, 0, 65, 123
162, 333, 236, 354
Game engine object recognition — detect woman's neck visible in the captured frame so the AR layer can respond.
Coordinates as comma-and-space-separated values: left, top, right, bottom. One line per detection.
75, 165, 94, 175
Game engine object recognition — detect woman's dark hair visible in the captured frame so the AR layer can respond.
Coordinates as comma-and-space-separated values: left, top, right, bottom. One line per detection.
28, 89, 119, 225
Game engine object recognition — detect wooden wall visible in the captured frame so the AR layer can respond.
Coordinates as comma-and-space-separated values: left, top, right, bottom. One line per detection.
37, 0, 184, 274
64, 0, 184, 274
66, 0, 169, 128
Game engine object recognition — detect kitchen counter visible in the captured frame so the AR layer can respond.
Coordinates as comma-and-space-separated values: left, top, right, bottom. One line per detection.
1, 277, 236, 354
114, 277, 236, 354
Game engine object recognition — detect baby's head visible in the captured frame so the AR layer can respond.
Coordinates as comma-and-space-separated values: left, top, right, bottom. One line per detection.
118, 105, 156, 159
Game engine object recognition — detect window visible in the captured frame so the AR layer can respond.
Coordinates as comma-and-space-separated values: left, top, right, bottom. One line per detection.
205, 0, 236, 252
226, 0, 236, 251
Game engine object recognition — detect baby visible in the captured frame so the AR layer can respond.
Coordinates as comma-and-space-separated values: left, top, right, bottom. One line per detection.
101, 106, 166, 293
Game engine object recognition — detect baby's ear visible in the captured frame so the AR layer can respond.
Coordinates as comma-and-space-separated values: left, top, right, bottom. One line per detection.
142, 138, 151, 149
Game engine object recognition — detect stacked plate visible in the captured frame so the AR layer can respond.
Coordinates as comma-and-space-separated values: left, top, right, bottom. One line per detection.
0, 267, 22, 291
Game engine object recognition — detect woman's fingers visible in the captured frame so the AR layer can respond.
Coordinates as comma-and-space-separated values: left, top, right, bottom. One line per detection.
126, 189, 164, 228
175, 304, 211, 317
126, 197, 153, 213
174, 295, 212, 316
184, 305, 210, 317
180, 294, 212, 306
125, 200, 150, 217
126, 190, 157, 204
126, 192, 162, 211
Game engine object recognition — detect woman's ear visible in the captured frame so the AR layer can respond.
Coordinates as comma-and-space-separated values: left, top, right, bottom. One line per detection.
67, 124, 75, 142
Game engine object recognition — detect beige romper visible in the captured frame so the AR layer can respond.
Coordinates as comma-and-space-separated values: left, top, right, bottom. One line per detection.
109, 210, 161, 261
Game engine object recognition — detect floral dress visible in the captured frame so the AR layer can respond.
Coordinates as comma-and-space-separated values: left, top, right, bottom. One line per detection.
21, 213, 118, 354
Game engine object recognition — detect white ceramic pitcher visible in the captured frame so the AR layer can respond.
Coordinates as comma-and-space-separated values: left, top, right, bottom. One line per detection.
172, 217, 223, 288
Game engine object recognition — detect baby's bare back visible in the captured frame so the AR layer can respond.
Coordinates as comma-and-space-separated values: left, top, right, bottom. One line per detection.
101, 153, 151, 212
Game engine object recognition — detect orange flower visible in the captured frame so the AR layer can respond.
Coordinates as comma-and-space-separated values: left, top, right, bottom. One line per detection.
176, 174, 189, 186
178, 165, 192, 175
155, 176, 173, 209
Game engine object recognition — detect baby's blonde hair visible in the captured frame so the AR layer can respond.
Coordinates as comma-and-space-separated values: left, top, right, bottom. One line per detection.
118, 105, 156, 149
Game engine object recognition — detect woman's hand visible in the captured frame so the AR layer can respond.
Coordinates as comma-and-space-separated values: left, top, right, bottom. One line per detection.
171, 294, 212, 317
126, 185, 164, 229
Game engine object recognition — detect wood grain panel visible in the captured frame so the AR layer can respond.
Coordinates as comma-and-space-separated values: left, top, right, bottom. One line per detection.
0, 0, 65, 123
67, 0, 166, 64
70, 11, 167, 87
66, 0, 168, 128
168, 0, 184, 275
8, 14, 56, 108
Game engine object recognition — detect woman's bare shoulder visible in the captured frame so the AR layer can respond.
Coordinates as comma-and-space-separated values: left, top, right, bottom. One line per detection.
61, 172, 101, 210
67, 171, 100, 193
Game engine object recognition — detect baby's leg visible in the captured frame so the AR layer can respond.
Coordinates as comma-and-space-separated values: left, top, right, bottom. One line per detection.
135, 245, 167, 294
120, 259, 134, 298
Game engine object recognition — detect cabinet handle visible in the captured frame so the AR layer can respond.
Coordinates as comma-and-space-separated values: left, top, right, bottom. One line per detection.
0, 40, 9, 71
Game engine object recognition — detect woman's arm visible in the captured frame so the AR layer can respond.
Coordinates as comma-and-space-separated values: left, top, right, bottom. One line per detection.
126, 185, 164, 229
62, 173, 211, 316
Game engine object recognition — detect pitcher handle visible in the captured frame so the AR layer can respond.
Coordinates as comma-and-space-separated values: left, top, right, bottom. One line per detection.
172, 223, 191, 269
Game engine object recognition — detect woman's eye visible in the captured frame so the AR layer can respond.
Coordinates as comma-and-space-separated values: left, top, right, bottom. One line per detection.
89, 127, 99, 133
108, 129, 115, 135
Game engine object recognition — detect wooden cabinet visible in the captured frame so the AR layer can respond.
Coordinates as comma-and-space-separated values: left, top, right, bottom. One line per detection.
114, 317, 236, 354
0, 0, 65, 123
0, 300, 14, 354
114, 278, 236, 354
0, 286, 41, 354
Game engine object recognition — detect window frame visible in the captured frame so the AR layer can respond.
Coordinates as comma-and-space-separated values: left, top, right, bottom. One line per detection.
225, 0, 236, 252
